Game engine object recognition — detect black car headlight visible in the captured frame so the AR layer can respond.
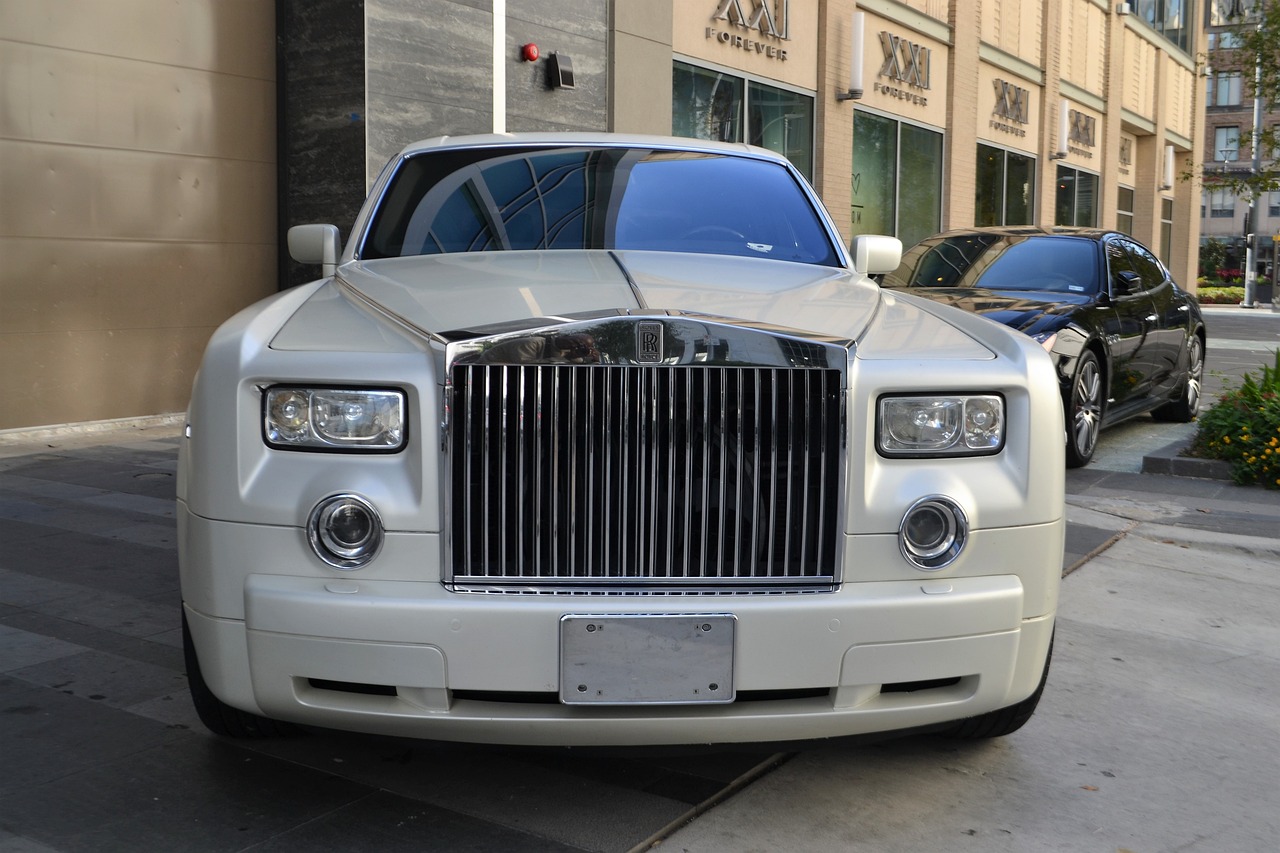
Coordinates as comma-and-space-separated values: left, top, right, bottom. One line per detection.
264, 386, 405, 451
877, 394, 1004, 457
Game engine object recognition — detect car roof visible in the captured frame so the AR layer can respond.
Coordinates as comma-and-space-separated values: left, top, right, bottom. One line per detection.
922, 226, 1114, 241
397, 131, 784, 163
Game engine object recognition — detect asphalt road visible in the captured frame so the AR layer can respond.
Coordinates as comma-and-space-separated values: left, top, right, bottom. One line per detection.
1, 305, 1277, 852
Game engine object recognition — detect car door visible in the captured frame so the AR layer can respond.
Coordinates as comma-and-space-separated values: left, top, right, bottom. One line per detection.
1101, 238, 1160, 411
1127, 241, 1192, 397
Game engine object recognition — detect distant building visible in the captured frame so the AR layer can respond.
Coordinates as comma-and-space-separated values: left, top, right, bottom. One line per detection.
1199, 0, 1274, 283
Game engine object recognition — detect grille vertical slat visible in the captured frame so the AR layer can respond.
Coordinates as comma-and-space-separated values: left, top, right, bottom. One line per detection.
449, 363, 842, 590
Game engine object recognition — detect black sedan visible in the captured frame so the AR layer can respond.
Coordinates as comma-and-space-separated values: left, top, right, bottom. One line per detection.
882, 227, 1206, 467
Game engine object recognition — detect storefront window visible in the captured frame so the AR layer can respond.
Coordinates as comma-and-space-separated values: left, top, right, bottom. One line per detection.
672, 61, 814, 180
852, 111, 942, 246
673, 62, 743, 143
976, 143, 1035, 226
1055, 166, 1098, 227
748, 81, 814, 181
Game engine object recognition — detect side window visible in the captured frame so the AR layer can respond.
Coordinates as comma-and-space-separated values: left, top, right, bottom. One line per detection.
1119, 240, 1165, 291
1105, 240, 1138, 296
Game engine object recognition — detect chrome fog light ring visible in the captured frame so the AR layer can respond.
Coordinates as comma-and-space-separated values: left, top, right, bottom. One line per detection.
899, 495, 968, 571
307, 494, 384, 569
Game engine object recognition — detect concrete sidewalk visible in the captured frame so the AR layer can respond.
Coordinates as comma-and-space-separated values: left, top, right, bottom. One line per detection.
661, 473, 1280, 852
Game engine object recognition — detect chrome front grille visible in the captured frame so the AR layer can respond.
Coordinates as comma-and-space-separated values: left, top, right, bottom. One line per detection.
446, 363, 844, 591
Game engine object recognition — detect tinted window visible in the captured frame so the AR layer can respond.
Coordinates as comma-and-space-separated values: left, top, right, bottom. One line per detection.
361, 146, 840, 266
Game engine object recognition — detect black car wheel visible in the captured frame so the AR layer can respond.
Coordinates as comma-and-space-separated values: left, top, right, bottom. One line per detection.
183, 611, 300, 738
1153, 333, 1204, 423
1065, 350, 1103, 468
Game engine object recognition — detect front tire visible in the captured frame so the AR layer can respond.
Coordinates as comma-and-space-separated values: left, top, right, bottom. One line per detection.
182, 611, 300, 738
1065, 350, 1103, 468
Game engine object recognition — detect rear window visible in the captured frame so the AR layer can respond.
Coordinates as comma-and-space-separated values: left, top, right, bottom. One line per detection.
360, 146, 840, 266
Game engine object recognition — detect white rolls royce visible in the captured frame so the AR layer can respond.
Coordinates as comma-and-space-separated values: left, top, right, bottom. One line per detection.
178, 133, 1064, 746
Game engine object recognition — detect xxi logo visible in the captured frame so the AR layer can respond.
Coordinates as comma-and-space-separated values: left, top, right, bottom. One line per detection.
878, 32, 931, 89
993, 79, 1029, 124
1069, 110, 1096, 147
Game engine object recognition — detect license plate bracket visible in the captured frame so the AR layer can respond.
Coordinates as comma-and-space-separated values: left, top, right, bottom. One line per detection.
559, 614, 735, 705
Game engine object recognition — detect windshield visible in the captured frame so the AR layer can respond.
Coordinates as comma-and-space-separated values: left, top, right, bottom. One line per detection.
360, 146, 841, 266
885, 235, 1100, 294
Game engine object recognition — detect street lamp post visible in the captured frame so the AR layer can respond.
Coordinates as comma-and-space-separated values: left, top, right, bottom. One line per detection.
1232, 0, 1264, 308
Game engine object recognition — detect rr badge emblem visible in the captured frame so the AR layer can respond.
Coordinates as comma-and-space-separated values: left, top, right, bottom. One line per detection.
637, 321, 663, 364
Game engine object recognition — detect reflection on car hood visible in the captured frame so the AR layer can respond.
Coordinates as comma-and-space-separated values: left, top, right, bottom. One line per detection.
898, 287, 1089, 333
270, 251, 996, 362
341, 250, 880, 339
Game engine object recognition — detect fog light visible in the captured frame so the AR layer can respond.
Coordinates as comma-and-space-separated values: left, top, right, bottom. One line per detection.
899, 496, 967, 570
308, 494, 383, 569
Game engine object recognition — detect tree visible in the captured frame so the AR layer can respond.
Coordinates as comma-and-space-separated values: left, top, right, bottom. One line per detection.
1199, 1, 1280, 202
1200, 236, 1229, 278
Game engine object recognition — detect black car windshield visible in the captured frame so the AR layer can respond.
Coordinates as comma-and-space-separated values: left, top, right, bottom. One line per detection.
886, 235, 1100, 294
359, 145, 841, 266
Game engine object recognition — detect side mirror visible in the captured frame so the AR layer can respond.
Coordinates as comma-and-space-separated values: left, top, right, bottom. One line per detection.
1112, 269, 1142, 296
287, 224, 342, 277
850, 235, 903, 275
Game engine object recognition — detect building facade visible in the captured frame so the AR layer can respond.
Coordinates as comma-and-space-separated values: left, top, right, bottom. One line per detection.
1, 0, 1203, 431
1199, 0, 1274, 289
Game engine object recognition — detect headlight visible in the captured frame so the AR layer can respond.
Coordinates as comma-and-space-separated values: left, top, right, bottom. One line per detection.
264, 387, 405, 451
877, 394, 1004, 457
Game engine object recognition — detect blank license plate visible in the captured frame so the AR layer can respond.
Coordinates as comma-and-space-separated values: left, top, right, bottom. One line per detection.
559, 614, 735, 705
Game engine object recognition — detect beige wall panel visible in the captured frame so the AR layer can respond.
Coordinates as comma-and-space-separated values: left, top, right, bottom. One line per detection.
896, 0, 947, 21
673, 0, 817, 89
1163, 55, 1194, 141
817, 0, 856, 242
1121, 27, 1156, 121
980, 0, 1042, 67
0, 238, 274, 336
0, 326, 217, 428
0, 140, 275, 244
0, 0, 276, 429
1060, 0, 1106, 96
0, 42, 274, 161
0, 0, 275, 79
611, 32, 675, 133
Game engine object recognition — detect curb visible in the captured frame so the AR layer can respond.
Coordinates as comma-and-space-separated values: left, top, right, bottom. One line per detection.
0, 413, 185, 448
1141, 438, 1235, 480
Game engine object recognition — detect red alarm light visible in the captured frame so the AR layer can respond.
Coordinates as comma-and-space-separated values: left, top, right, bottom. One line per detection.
521, 43, 540, 62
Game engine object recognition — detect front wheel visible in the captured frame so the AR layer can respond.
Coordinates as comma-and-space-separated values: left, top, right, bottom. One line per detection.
1065, 351, 1103, 468
183, 611, 300, 738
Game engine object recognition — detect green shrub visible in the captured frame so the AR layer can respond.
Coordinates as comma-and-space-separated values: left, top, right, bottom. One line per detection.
1190, 349, 1280, 488
1196, 286, 1246, 304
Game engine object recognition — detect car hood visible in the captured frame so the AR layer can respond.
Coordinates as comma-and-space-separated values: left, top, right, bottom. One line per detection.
342, 250, 876, 337
269, 251, 996, 361
894, 287, 1090, 334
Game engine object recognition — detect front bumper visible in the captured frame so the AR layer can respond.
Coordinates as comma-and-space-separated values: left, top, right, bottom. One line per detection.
181, 509, 1059, 746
